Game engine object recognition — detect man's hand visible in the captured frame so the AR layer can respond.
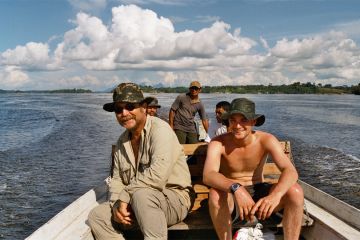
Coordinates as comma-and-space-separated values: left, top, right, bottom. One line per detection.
233, 187, 256, 222
204, 134, 211, 143
112, 201, 133, 225
251, 193, 281, 220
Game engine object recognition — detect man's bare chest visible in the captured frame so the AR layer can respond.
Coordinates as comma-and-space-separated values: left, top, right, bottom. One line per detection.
222, 147, 266, 171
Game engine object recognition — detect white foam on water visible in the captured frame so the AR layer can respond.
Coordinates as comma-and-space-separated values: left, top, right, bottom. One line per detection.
0, 183, 7, 192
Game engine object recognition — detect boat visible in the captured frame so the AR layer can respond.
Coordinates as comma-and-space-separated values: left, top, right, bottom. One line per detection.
26, 142, 360, 240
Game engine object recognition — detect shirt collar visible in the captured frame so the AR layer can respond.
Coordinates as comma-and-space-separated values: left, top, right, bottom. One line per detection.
186, 92, 200, 104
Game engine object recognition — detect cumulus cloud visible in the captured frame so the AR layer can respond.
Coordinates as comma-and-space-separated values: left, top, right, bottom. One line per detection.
1, 4, 360, 90
56, 4, 256, 72
1, 42, 50, 69
267, 30, 360, 85
0, 66, 30, 89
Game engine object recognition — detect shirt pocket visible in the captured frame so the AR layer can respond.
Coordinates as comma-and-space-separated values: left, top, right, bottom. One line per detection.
117, 155, 132, 185
138, 153, 151, 173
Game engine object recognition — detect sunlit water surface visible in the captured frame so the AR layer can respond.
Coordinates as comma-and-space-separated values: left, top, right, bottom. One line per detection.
0, 93, 359, 239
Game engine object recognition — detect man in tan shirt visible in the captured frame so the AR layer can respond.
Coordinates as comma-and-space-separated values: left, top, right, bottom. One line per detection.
89, 83, 194, 240
203, 98, 304, 240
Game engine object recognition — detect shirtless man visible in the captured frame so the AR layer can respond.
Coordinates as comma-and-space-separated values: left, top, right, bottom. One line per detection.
203, 98, 304, 240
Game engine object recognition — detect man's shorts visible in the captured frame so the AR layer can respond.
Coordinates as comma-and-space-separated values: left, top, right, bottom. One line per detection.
245, 182, 273, 202
232, 182, 273, 222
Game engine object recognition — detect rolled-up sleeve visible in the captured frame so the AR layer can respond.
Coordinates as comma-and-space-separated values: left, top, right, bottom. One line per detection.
109, 150, 126, 203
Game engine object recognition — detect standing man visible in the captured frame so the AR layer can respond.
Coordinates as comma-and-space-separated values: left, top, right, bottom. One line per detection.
146, 97, 161, 116
169, 81, 209, 144
203, 98, 304, 240
89, 83, 194, 240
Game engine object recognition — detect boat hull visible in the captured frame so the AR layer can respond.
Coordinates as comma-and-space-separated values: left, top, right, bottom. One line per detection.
26, 180, 360, 240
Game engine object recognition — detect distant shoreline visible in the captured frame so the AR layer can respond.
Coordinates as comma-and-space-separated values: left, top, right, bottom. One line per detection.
1, 82, 359, 95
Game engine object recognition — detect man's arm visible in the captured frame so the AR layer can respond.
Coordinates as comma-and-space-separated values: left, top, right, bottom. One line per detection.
201, 119, 209, 133
266, 135, 298, 197
251, 134, 299, 220
169, 109, 175, 129
198, 103, 209, 133
169, 95, 181, 129
108, 146, 126, 203
203, 140, 231, 190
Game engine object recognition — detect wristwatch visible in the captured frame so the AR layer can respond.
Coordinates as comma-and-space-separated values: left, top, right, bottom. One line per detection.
230, 183, 242, 194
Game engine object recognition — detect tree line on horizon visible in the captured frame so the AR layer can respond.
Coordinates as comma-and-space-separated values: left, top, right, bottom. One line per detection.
141, 82, 360, 95
1, 82, 359, 95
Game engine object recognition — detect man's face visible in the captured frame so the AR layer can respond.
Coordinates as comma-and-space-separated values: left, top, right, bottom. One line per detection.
229, 113, 255, 140
146, 106, 158, 116
189, 86, 201, 97
215, 107, 226, 123
114, 102, 146, 130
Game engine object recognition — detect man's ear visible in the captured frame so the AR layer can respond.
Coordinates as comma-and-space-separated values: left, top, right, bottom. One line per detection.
140, 106, 147, 114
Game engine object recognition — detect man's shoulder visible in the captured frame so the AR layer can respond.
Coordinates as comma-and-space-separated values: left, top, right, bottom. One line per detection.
177, 93, 189, 99
255, 130, 276, 142
148, 116, 172, 131
211, 132, 231, 144
254, 131, 281, 150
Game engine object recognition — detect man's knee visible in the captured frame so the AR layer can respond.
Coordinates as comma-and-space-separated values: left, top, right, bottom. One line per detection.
284, 183, 304, 207
131, 188, 161, 210
209, 188, 227, 209
88, 205, 101, 228
88, 205, 104, 228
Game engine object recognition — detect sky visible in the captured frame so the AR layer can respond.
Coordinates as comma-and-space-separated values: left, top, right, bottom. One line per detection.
1, 0, 360, 91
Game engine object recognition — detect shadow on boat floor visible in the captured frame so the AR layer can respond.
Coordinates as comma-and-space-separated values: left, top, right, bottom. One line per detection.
123, 228, 289, 240
124, 229, 218, 240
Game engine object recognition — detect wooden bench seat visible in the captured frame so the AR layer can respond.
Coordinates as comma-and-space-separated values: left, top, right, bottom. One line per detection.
169, 141, 313, 231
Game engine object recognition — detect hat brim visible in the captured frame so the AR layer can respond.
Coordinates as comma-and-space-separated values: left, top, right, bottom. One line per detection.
148, 104, 161, 108
103, 102, 115, 112
103, 97, 154, 112
222, 111, 265, 127
142, 97, 155, 105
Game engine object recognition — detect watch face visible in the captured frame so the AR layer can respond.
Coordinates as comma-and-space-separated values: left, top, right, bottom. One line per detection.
231, 183, 241, 193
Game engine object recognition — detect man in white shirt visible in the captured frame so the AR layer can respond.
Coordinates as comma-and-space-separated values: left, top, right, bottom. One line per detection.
214, 101, 230, 136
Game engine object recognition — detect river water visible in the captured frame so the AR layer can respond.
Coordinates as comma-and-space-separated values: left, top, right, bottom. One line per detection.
0, 93, 359, 239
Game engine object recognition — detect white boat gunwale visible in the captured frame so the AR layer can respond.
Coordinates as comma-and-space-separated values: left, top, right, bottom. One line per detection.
26, 142, 360, 240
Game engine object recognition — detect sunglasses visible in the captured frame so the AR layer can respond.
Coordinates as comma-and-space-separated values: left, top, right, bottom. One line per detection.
114, 103, 140, 114
190, 86, 200, 90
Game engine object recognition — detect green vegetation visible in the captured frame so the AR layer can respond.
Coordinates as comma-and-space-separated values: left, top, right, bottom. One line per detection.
141, 82, 360, 95
1, 83, 359, 95
47, 88, 92, 93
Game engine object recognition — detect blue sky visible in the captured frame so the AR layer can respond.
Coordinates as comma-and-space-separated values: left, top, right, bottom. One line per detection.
1, 0, 360, 90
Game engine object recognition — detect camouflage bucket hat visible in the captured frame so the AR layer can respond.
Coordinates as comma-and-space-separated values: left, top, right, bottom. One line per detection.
222, 98, 265, 126
103, 83, 153, 112
148, 97, 161, 108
